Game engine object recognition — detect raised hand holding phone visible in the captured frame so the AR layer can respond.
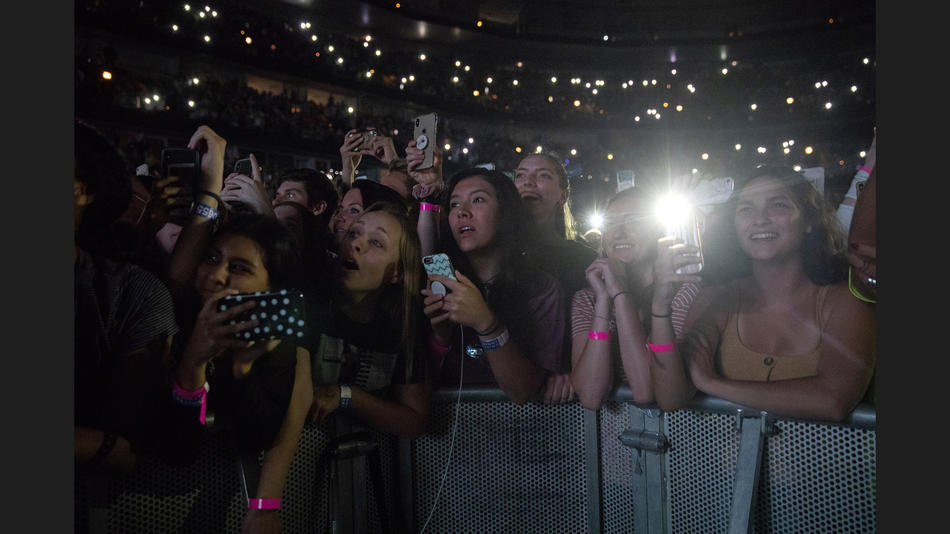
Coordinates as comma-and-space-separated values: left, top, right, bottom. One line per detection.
221, 153, 271, 214
187, 125, 227, 193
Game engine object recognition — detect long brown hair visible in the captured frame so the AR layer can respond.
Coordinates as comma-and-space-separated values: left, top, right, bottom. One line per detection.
361, 201, 424, 377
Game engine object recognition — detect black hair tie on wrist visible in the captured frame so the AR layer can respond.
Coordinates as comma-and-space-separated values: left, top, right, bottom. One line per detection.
196, 189, 223, 207
651, 311, 672, 318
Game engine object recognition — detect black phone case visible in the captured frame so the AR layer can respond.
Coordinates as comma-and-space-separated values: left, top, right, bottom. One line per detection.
161, 148, 201, 182
234, 158, 253, 177
217, 289, 307, 342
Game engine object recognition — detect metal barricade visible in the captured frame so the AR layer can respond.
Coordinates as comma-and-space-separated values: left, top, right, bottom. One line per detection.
76, 388, 876, 533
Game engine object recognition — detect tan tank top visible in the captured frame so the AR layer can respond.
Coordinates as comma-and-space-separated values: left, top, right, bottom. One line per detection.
717, 283, 829, 381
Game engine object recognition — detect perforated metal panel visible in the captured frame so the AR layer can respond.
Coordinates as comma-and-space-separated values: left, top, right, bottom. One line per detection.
75, 421, 398, 534
599, 402, 638, 534
412, 400, 589, 533
76, 398, 876, 534
666, 410, 741, 534
753, 419, 876, 534
664, 409, 877, 534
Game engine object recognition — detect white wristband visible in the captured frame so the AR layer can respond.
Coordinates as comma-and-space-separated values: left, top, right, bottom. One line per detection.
844, 170, 869, 200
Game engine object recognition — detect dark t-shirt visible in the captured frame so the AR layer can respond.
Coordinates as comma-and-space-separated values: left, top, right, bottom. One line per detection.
307, 291, 426, 397
207, 340, 299, 453
526, 237, 597, 372
438, 270, 565, 387
530, 238, 598, 299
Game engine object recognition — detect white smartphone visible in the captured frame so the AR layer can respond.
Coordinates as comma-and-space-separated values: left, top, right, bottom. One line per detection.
413, 113, 439, 169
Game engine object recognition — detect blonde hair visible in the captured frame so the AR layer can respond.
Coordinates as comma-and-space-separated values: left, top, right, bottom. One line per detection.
523, 153, 577, 240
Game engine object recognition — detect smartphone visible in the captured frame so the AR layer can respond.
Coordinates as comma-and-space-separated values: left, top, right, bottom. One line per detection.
347, 128, 378, 152
234, 158, 255, 177
662, 209, 704, 275
413, 113, 438, 169
217, 289, 307, 343
161, 147, 201, 184
422, 253, 457, 295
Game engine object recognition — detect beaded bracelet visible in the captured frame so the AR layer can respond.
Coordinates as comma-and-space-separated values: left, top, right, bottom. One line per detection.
588, 331, 609, 340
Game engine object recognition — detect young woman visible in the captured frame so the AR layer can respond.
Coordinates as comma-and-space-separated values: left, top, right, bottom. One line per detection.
513, 154, 597, 403
166, 213, 313, 534
652, 166, 876, 422
423, 168, 565, 404
514, 153, 597, 297
570, 187, 702, 410
307, 201, 430, 438
160, 125, 313, 534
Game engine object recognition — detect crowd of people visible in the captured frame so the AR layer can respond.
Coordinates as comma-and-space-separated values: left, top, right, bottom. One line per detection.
73, 5, 878, 534
75, 105, 877, 531
75, 0, 875, 196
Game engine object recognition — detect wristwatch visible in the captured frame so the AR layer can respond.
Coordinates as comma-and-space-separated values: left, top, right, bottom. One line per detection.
338, 384, 352, 410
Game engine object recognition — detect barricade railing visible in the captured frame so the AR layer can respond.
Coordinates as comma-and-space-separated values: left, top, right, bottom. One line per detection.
76, 387, 876, 533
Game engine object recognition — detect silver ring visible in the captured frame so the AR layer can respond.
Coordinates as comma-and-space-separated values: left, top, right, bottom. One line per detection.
866, 277, 877, 289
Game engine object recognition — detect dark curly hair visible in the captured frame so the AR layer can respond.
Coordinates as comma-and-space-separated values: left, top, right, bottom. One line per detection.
275, 168, 339, 227
212, 213, 306, 291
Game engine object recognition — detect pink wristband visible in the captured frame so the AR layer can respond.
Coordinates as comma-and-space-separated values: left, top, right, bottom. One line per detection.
428, 332, 451, 358
647, 342, 675, 353
420, 202, 440, 212
173, 381, 210, 425
588, 331, 609, 340
857, 166, 872, 175
248, 498, 281, 510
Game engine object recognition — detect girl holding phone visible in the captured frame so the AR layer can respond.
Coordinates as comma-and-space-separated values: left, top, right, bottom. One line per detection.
166, 213, 313, 534
652, 166, 876, 422
570, 187, 702, 410
160, 125, 313, 534
422, 168, 565, 404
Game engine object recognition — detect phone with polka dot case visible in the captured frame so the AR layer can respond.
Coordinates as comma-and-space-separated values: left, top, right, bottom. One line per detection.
217, 289, 307, 342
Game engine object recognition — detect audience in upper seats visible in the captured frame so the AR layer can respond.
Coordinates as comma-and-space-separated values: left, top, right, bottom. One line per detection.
74, 120, 179, 474
570, 185, 703, 410
513, 153, 598, 404
422, 167, 565, 404
158, 125, 314, 534
652, 165, 876, 422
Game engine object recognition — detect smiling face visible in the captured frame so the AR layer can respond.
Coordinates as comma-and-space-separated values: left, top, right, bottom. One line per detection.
337, 210, 403, 296
733, 176, 807, 263
194, 233, 270, 303
602, 193, 660, 265
513, 155, 567, 224
332, 188, 364, 246
447, 175, 500, 256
